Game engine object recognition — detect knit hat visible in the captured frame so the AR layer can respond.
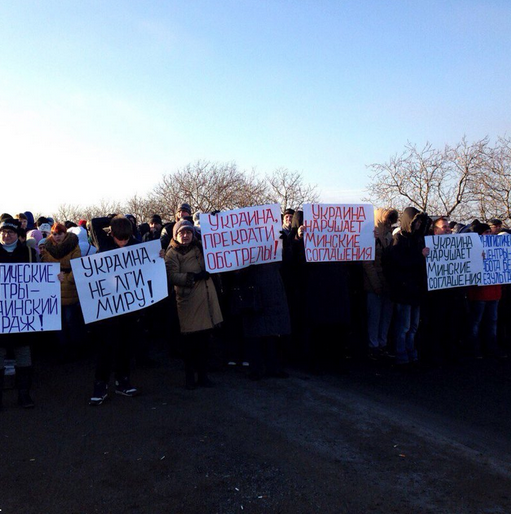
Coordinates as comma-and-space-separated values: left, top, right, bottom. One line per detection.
38, 223, 52, 235
177, 203, 192, 215
284, 208, 295, 216
150, 214, 163, 225
173, 220, 194, 239
0, 218, 20, 233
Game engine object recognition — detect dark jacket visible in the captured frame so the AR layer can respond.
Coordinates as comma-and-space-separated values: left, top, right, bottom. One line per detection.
90, 217, 140, 253
0, 241, 38, 347
234, 263, 291, 338
383, 207, 431, 306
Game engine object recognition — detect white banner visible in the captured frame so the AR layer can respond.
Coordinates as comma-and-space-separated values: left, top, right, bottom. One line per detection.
71, 240, 168, 324
201, 204, 283, 273
425, 233, 484, 291
481, 234, 511, 285
302, 203, 375, 262
0, 263, 61, 334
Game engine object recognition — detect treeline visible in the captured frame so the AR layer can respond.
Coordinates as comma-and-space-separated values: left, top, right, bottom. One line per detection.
52, 162, 319, 224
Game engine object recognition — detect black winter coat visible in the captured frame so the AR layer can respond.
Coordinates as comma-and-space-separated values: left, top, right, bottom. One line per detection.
383, 208, 431, 306
0, 242, 38, 347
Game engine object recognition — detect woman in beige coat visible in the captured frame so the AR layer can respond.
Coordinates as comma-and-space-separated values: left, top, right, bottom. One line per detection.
165, 220, 222, 389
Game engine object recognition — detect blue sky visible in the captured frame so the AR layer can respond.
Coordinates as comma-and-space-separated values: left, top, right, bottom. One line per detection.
1, 1, 510, 215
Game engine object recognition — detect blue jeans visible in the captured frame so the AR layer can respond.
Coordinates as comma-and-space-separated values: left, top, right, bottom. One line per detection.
468, 300, 499, 356
394, 304, 420, 364
366, 292, 394, 349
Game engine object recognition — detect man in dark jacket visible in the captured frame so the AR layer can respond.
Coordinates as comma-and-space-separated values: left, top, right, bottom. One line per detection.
88, 215, 141, 405
142, 214, 163, 242
160, 203, 192, 250
384, 207, 431, 365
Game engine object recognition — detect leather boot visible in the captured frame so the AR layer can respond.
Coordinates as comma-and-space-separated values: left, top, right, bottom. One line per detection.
15, 366, 35, 408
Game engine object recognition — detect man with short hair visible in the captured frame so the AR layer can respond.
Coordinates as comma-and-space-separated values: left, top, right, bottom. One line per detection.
432, 217, 451, 235
160, 203, 193, 250
88, 215, 142, 405
489, 218, 503, 235
422, 217, 464, 365
143, 215, 163, 242
282, 208, 295, 236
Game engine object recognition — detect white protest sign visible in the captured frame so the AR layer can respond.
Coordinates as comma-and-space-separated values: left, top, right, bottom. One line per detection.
480, 234, 511, 285
425, 233, 484, 291
71, 240, 168, 324
0, 263, 61, 334
201, 204, 282, 273
302, 203, 375, 262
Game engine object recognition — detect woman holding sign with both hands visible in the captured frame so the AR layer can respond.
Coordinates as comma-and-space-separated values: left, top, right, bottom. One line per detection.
165, 219, 223, 390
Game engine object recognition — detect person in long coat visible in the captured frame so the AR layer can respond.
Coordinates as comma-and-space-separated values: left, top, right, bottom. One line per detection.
233, 261, 291, 380
165, 220, 222, 389
42, 223, 82, 360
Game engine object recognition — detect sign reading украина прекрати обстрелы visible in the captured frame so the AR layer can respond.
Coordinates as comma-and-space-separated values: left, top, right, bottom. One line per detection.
201, 204, 283, 273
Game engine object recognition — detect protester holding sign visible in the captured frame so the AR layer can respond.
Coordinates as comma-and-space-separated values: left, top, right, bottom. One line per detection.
291, 210, 351, 373
422, 218, 468, 365
0, 218, 38, 408
165, 219, 223, 390
466, 223, 505, 359
42, 223, 83, 361
88, 215, 142, 405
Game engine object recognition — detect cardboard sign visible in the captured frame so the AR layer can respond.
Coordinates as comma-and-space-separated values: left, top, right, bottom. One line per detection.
71, 240, 168, 324
201, 204, 282, 273
425, 233, 484, 290
302, 204, 375, 262
0, 263, 61, 334
481, 234, 511, 285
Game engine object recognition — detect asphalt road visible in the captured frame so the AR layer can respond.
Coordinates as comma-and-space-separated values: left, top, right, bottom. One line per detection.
1, 350, 511, 514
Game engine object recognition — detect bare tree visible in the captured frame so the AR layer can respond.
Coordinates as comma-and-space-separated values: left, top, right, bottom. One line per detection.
151, 161, 269, 218
477, 136, 511, 223
265, 168, 319, 212
124, 194, 154, 224
52, 204, 85, 223
366, 138, 490, 219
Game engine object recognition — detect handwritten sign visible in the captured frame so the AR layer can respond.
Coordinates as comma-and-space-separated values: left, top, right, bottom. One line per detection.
480, 234, 511, 285
0, 263, 61, 334
201, 204, 282, 273
302, 204, 375, 262
425, 233, 484, 290
71, 240, 168, 324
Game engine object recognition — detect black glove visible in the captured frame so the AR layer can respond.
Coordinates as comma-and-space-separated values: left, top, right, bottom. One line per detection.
210, 210, 221, 216
193, 270, 210, 281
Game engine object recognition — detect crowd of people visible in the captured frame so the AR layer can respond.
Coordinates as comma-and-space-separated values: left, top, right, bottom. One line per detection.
0, 204, 509, 410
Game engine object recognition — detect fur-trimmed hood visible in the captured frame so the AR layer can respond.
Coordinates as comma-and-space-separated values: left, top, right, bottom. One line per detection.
44, 232, 79, 259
